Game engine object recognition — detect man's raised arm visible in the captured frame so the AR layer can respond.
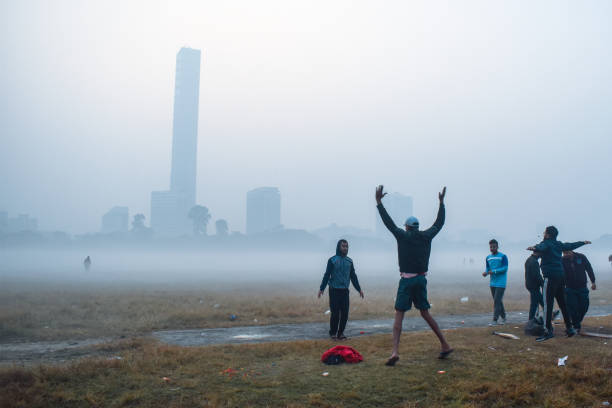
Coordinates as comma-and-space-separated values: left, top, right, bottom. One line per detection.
375, 185, 401, 237
424, 187, 446, 238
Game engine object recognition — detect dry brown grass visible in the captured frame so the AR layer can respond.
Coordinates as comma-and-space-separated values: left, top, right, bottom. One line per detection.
1, 277, 611, 342
1, 315, 611, 407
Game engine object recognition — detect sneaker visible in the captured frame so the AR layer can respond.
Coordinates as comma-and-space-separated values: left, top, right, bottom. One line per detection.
488, 320, 498, 326
500, 318, 507, 325
566, 327, 577, 337
536, 331, 554, 342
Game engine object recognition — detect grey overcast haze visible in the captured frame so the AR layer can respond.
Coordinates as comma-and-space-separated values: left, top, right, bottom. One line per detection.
1, 0, 611, 241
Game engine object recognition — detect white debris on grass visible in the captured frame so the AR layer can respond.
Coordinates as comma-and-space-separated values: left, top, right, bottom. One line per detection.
558, 356, 568, 366
460, 297, 469, 303
324, 310, 330, 315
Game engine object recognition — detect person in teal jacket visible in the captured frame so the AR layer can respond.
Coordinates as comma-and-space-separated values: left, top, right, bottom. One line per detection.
527, 226, 591, 342
483, 239, 508, 325
318, 239, 364, 340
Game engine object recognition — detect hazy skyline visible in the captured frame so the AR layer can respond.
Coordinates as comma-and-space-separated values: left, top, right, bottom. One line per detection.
1, 1, 611, 241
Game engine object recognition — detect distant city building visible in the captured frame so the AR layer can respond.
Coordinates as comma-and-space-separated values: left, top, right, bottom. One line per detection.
376, 192, 413, 236
246, 187, 282, 235
7, 213, 38, 233
101, 206, 129, 233
151, 191, 193, 236
151, 47, 202, 236
0, 211, 7, 232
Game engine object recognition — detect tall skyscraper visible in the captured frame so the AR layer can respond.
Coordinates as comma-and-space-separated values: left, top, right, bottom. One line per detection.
376, 192, 413, 236
246, 187, 282, 235
151, 47, 202, 236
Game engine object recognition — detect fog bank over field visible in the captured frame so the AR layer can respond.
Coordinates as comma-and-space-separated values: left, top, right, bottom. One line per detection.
1, 248, 610, 286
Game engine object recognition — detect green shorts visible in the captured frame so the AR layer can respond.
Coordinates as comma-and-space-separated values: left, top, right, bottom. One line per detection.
395, 275, 430, 311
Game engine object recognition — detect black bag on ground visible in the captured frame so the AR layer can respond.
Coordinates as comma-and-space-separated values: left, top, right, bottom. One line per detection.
323, 354, 344, 365
524, 319, 545, 336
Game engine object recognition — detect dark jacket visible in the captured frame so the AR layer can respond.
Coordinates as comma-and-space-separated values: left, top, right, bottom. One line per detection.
532, 238, 585, 278
562, 252, 595, 290
377, 202, 444, 274
320, 240, 362, 292
524, 255, 544, 290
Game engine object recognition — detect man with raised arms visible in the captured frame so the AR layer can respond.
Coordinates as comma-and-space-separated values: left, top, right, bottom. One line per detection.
376, 185, 453, 366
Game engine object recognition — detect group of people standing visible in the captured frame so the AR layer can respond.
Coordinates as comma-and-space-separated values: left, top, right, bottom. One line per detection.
318, 185, 599, 365
482, 228, 595, 342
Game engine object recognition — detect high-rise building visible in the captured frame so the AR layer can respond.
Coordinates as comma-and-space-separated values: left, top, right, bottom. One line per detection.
376, 192, 413, 236
101, 206, 129, 233
0, 211, 7, 232
151, 47, 202, 236
246, 187, 281, 235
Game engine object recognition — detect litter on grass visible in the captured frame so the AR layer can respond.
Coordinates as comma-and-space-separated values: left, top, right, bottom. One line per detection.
322, 372, 329, 376
229, 314, 237, 321
460, 297, 469, 303
487, 346, 496, 351
558, 356, 568, 366
162, 377, 171, 382
324, 310, 331, 315
493, 331, 520, 340
437, 370, 446, 374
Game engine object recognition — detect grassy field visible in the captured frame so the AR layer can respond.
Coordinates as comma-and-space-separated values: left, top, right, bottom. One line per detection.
1, 315, 611, 407
2, 275, 611, 342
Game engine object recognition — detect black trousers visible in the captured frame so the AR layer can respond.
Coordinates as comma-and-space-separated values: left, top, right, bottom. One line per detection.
329, 288, 349, 336
490, 286, 506, 321
528, 287, 544, 321
565, 287, 589, 330
543, 276, 571, 332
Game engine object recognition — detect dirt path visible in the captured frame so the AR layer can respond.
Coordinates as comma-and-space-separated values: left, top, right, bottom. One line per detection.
3, 305, 612, 365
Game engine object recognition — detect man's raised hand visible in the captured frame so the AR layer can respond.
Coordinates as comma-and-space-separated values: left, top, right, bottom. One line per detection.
376, 185, 387, 205
439, 186, 447, 203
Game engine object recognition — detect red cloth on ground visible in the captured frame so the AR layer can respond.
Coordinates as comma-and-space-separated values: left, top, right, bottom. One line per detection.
321, 345, 363, 363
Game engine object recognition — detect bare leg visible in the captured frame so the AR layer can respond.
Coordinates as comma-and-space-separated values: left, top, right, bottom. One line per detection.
391, 310, 404, 358
420, 309, 452, 352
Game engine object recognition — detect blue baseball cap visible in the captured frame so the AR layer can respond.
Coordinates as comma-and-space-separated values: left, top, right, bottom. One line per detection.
404, 216, 419, 228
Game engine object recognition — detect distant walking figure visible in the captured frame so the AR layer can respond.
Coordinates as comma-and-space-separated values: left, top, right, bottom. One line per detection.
562, 250, 596, 333
83, 256, 92, 271
318, 239, 364, 340
376, 185, 452, 365
527, 226, 591, 342
483, 239, 508, 326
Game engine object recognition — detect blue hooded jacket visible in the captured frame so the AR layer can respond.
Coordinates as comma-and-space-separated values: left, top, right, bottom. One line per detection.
320, 240, 362, 292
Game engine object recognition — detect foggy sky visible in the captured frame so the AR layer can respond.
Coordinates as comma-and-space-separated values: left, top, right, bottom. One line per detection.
1, 0, 611, 241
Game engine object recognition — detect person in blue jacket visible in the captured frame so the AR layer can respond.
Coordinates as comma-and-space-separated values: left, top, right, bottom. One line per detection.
527, 226, 591, 342
318, 239, 364, 340
483, 239, 508, 325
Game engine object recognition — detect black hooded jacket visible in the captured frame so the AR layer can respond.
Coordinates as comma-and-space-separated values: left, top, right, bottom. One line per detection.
562, 252, 595, 290
524, 255, 544, 290
377, 202, 445, 274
